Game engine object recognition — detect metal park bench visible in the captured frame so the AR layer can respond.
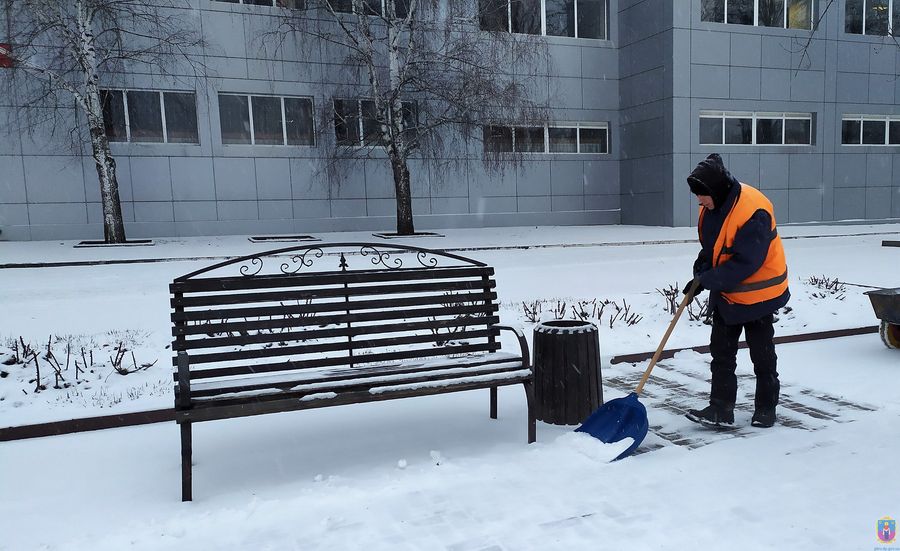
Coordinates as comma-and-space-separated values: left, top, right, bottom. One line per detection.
170, 243, 535, 501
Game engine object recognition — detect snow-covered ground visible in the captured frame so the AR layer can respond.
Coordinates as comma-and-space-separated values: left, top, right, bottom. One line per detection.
1, 224, 898, 550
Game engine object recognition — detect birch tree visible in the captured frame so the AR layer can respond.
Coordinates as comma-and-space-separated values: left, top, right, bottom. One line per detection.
279, 0, 550, 235
1, 0, 203, 243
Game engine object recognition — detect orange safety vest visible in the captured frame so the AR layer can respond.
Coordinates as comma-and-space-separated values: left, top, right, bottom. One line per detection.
698, 184, 789, 306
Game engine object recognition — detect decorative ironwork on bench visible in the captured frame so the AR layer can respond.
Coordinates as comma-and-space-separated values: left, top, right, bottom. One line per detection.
173, 242, 487, 281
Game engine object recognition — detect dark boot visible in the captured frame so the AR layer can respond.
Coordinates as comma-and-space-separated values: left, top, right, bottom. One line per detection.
685, 403, 734, 426
751, 408, 776, 428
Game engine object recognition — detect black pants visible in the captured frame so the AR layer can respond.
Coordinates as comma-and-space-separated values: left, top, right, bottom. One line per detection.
708, 309, 779, 411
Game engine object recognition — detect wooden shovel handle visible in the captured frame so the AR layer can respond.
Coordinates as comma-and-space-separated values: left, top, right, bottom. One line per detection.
634, 278, 701, 395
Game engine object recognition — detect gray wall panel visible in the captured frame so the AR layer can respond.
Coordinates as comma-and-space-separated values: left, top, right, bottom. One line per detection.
833, 188, 866, 220
171, 157, 216, 201
255, 158, 292, 200
174, 201, 217, 222
23, 156, 86, 203
130, 157, 173, 202
0, 156, 26, 203
866, 187, 892, 219
214, 158, 258, 200
788, 189, 823, 222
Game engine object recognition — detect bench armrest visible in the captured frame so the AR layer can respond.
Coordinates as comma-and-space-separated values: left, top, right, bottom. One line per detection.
495, 324, 530, 370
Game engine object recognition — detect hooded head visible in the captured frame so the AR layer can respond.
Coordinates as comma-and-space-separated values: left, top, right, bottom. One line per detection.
687, 153, 737, 209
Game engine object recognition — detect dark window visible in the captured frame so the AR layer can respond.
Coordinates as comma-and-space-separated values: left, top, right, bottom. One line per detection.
579, 127, 608, 153
866, 0, 890, 34
756, 118, 783, 144
285, 97, 314, 146
578, 0, 606, 38
701, 0, 725, 22
548, 127, 578, 152
400, 101, 418, 143
479, 0, 509, 31
101, 90, 127, 142
546, 0, 575, 36
841, 120, 862, 144
484, 126, 514, 152
724, 117, 752, 144
393, 0, 409, 18
251, 96, 284, 145
846, 0, 865, 32
699, 117, 723, 144
865, 0, 890, 34
787, 0, 812, 29
784, 118, 811, 144
219, 95, 252, 144
361, 100, 386, 146
511, 0, 541, 34
126, 91, 163, 143
363, 0, 382, 15
894, 0, 900, 34
890, 121, 900, 145
334, 99, 361, 146
727, 0, 754, 24
862, 120, 887, 144
328, 0, 353, 12
514, 127, 544, 152
164, 92, 199, 144
759, 0, 785, 26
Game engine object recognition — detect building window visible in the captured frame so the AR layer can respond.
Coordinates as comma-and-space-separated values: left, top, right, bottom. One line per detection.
483, 124, 609, 153
841, 115, 900, 145
212, 0, 304, 8
700, 0, 813, 29
479, 0, 608, 39
218, 93, 315, 146
333, 99, 418, 146
700, 112, 814, 145
101, 89, 199, 144
845, 0, 899, 34
324, 0, 409, 16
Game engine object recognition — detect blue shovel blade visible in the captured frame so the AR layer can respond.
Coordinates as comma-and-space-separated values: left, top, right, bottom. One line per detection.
575, 392, 649, 461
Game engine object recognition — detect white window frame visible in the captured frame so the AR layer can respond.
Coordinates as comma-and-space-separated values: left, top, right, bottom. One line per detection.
485, 0, 609, 40
212, 0, 304, 8
102, 89, 199, 145
333, 98, 418, 148
699, 110, 814, 145
847, 0, 895, 35
841, 114, 900, 145
483, 123, 610, 154
702, 0, 815, 29
220, 93, 316, 147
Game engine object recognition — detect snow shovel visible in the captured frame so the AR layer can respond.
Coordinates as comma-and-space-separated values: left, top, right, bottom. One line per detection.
576, 278, 701, 460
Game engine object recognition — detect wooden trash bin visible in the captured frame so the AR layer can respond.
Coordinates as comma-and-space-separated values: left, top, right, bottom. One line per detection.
532, 320, 603, 425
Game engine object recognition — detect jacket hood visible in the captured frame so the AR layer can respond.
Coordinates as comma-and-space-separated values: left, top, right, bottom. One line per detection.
687, 153, 738, 209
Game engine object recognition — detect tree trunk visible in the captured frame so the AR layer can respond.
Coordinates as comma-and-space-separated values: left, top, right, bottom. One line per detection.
89, 124, 126, 243
390, 151, 414, 235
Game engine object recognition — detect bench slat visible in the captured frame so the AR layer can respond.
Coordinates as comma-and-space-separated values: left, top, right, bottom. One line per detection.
170, 266, 494, 294
186, 341, 501, 380
171, 279, 496, 308
176, 370, 531, 424
190, 360, 524, 403
174, 314, 500, 351
182, 327, 498, 365
172, 298, 497, 337
186, 352, 523, 397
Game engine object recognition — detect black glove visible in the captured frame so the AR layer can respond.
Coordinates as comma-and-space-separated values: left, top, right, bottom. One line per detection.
693, 251, 712, 276
682, 278, 704, 300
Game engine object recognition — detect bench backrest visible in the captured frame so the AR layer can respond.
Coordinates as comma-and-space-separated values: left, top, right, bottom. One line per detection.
170, 243, 501, 398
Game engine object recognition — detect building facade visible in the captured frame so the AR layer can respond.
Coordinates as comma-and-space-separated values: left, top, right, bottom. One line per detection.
0, 0, 898, 240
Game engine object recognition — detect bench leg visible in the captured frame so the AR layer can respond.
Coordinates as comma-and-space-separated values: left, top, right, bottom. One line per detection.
524, 381, 536, 443
180, 422, 193, 502
490, 386, 498, 419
